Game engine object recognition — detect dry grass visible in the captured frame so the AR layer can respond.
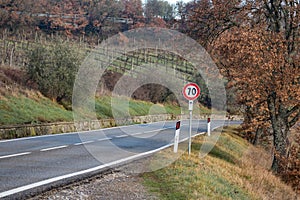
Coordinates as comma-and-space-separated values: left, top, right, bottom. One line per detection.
0, 65, 40, 100
143, 126, 299, 200
239, 146, 297, 199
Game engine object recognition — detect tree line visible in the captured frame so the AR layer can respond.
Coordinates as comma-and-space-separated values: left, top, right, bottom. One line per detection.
0, 0, 177, 38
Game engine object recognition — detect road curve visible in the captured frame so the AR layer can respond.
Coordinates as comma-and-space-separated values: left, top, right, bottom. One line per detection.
0, 120, 241, 199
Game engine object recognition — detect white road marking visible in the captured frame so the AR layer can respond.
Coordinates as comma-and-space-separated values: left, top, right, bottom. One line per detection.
97, 138, 112, 141
115, 135, 128, 138
74, 141, 94, 146
144, 128, 166, 134
40, 145, 68, 152
108, 128, 170, 138
0, 129, 211, 198
132, 128, 169, 136
0, 127, 173, 159
0, 124, 219, 160
0, 152, 31, 159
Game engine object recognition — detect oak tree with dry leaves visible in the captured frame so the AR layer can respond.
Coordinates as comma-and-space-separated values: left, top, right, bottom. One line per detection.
219, 1, 299, 172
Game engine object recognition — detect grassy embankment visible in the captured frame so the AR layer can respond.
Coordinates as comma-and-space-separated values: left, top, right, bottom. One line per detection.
0, 93, 188, 126
143, 126, 298, 200
0, 70, 210, 126
0, 66, 184, 125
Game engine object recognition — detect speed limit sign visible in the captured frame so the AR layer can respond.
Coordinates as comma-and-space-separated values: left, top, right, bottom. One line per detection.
182, 82, 201, 155
183, 83, 201, 101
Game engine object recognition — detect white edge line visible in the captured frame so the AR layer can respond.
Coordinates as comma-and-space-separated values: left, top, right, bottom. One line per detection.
0, 152, 31, 159
40, 145, 68, 152
0, 130, 212, 198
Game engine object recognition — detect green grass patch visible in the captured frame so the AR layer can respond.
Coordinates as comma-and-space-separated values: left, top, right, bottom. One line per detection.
95, 96, 182, 119
0, 95, 73, 125
0, 93, 184, 126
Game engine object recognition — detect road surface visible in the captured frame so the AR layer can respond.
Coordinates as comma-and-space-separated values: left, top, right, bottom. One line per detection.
0, 120, 240, 199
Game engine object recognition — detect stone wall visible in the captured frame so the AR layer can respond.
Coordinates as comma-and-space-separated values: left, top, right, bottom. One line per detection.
0, 114, 177, 140
0, 114, 243, 140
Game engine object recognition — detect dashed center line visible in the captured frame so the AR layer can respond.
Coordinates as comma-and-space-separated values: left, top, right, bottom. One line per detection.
0, 152, 31, 159
97, 138, 111, 141
74, 141, 94, 146
40, 145, 68, 152
115, 135, 128, 138
131, 128, 169, 136
0, 127, 176, 160
144, 128, 168, 134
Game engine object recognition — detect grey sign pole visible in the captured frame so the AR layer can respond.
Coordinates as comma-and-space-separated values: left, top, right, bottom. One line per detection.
188, 100, 193, 155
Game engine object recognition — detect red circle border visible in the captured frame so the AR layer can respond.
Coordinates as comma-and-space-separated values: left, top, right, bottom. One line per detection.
182, 83, 201, 101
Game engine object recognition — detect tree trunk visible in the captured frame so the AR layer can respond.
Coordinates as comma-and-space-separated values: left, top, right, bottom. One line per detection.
267, 93, 290, 173
253, 126, 263, 145
270, 116, 289, 173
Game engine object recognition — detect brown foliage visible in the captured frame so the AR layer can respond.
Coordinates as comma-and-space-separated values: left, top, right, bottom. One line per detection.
186, 0, 246, 47
207, 0, 300, 173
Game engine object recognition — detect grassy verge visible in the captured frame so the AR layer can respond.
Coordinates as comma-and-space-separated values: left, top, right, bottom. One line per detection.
0, 65, 208, 126
0, 95, 73, 125
143, 126, 298, 200
95, 96, 183, 119
0, 93, 185, 126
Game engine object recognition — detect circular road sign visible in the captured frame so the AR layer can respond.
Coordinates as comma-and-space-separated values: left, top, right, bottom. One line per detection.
183, 83, 201, 101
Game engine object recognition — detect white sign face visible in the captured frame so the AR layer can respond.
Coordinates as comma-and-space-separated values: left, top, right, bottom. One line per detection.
183, 83, 201, 101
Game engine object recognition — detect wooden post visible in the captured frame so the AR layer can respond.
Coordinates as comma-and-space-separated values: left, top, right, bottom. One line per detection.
9, 43, 15, 67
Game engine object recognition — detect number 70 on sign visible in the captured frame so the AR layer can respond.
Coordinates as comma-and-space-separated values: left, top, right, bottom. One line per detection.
183, 83, 201, 101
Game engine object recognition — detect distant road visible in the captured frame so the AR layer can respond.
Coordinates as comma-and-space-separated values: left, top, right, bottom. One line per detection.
0, 120, 241, 199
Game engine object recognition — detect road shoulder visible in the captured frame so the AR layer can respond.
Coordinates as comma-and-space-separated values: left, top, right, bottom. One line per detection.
29, 157, 159, 200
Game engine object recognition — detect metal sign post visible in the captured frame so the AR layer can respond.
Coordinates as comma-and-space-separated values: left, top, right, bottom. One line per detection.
188, 100, 193, 155
183, 83, 201, 155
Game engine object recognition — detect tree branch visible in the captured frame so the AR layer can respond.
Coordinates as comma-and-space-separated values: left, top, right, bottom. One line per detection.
289, 109, 300, 128
286, 104, 300, 118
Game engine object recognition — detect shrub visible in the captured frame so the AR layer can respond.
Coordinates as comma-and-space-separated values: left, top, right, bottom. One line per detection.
25, 41, 83, 106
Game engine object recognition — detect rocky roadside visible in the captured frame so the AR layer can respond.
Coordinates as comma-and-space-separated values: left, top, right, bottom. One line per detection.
29, 158, 159, 200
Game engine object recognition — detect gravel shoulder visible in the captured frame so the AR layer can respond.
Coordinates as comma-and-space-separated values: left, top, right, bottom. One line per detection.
29, 157, 159, 200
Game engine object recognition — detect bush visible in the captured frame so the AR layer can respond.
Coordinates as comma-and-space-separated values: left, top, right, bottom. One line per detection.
25, 41, 83, 106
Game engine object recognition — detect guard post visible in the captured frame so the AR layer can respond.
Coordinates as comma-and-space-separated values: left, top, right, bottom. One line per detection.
174, 121, 181, 153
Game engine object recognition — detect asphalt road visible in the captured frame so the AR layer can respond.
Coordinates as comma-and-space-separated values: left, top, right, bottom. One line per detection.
0, 119, 241, 199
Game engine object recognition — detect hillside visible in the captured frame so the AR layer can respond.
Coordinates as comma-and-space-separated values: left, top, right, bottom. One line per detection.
0, 65, 188, 126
